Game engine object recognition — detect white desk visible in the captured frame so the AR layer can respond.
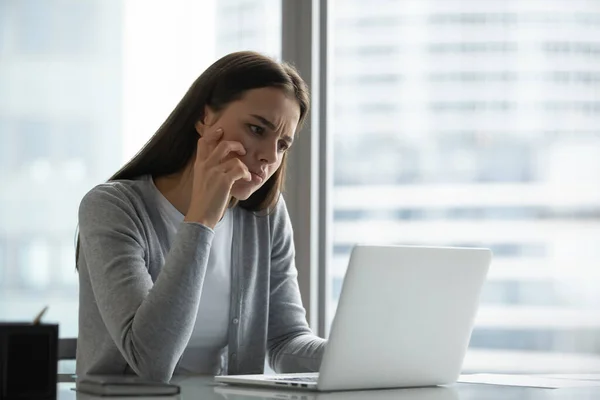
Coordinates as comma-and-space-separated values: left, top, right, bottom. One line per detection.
57, 376, 600, 400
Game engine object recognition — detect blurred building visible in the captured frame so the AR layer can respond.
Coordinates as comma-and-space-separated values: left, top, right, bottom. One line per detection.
330, 0, 600, 372
0, 0, 123, 336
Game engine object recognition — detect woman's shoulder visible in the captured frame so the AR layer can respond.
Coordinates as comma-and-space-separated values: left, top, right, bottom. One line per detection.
237, 194, 292, 234
270, 194, 290, 222
78, 176, 152, 223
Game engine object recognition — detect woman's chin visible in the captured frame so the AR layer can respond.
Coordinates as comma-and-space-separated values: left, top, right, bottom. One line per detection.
230, 181, 257, 201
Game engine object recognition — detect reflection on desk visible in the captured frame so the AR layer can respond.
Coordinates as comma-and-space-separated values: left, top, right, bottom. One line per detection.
58, 376, 600, 400
215, 385, 458, 400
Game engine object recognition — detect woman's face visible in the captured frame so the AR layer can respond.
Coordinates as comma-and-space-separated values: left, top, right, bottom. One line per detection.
196, 87, 300, 200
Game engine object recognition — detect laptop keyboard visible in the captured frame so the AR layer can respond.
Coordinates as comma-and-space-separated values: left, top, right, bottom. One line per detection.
272, 376, 318, 383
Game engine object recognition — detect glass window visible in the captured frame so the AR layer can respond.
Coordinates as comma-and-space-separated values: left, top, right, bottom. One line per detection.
0, 238, 5, 287
0, 0, 281, 338
13, 0, 97, 55
329, 0, 600, 373
18, 239, 51, 289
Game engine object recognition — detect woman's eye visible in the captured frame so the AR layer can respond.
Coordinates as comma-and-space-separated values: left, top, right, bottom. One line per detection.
248, 124, 265, 135
278, 141, 289, 152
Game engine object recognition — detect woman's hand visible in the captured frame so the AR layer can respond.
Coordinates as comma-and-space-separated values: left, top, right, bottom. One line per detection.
184, 127, 251, 228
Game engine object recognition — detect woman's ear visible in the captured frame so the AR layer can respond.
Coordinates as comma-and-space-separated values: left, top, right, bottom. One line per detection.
195, 106, 218, 137
194, 120, 204, 136
194, 120, 203, 136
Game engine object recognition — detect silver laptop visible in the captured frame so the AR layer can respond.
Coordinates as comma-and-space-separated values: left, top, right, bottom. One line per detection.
215, 245, 492, 392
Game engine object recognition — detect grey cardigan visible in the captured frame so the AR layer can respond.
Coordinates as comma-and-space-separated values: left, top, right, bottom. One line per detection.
76, 178, 326, 382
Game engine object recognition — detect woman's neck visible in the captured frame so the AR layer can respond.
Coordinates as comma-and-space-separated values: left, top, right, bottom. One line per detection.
153, 164, 193, 217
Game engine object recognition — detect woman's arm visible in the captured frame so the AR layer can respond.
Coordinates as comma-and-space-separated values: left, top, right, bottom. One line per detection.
266, 198, 327, 373
78, 184, 214, 382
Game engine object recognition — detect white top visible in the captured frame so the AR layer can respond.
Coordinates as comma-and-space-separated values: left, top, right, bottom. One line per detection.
148, 176, 232, 374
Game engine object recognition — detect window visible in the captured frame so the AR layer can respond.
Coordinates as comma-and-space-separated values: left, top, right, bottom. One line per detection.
0, 0, 281, 338
13, 0, 97, 55
0, 238, 5, 286
329, 0, 600, 373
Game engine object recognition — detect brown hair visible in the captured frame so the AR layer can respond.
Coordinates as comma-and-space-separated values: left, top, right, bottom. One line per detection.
76, 51, 309, 265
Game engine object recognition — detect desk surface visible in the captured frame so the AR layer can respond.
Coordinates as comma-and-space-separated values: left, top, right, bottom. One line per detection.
57, 376, 600, 400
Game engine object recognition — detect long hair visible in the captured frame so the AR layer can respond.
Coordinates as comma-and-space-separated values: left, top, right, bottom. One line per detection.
76, 51, 309, 265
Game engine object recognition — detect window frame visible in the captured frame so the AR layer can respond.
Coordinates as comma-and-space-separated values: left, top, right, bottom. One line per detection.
281, 0, 331, 337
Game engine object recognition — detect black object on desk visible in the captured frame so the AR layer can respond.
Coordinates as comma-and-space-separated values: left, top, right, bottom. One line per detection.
76, 375, 181, 397
0, 323, 58, 400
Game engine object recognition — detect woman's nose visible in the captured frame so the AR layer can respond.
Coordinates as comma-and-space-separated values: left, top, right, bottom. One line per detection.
257, 141, 278, 164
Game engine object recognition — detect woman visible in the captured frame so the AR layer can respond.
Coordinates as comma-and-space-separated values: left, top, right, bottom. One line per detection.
76, 51, 326, 382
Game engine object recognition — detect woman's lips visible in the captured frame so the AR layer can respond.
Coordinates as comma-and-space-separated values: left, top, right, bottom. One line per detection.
250, 171, 264, 183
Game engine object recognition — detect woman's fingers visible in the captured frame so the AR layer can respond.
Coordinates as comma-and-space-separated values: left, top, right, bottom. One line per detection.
220, 158, 252, 183
196, 127, 224, 160
205, 140, 247, 167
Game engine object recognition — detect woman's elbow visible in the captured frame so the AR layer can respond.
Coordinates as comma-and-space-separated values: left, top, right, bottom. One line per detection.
125, 351, 176, 383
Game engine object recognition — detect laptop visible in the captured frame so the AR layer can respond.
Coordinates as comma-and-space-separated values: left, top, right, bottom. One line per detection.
215, 245, 492, 392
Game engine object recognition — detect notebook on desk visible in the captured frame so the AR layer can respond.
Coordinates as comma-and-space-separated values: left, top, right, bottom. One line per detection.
75, 375, 180, 396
